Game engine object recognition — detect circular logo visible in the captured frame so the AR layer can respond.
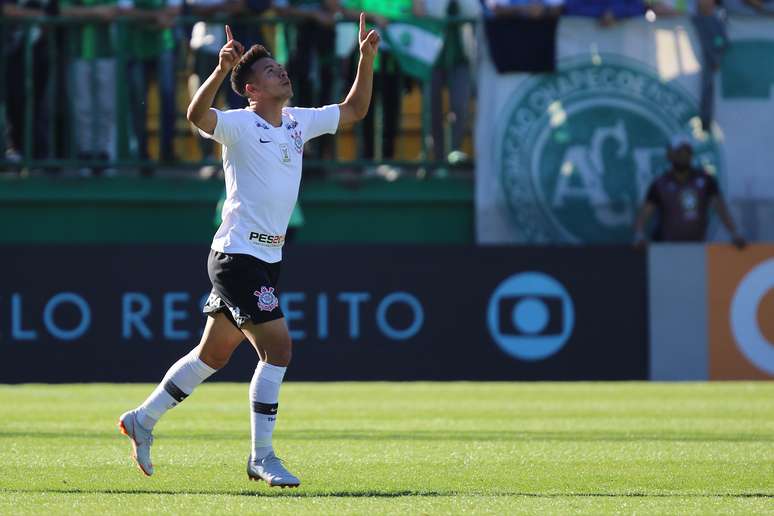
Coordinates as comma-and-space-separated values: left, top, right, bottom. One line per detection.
496, 55, 725, 243
254, 286, 279, 312
486, 272, 575, 361
730, 259, 774, 375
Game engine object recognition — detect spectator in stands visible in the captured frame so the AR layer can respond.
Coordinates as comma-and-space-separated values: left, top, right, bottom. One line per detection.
60, 0, 120, 176
123, 0, 182, 176
274, 0, 339, 166
274, 0, 337, 107
2, 0, 56, 169
563, 0, 645, 26
643, 1, 727, 133
692, 0, 727, 132
423, 0, 479, 164
224, 0, 272, 108
339, 0, 423, 165
186, 0, 243, 178
486, 0, 563, 19
634, 135, 745, 248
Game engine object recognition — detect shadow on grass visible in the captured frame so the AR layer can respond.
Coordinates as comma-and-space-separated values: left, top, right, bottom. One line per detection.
1, 488, 772, 499
2, 429, 772, 444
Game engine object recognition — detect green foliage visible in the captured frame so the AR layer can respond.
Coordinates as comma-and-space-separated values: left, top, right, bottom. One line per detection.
0, 382, 772, 514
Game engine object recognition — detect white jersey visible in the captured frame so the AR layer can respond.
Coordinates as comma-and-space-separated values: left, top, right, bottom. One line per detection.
202, 104, 340, 263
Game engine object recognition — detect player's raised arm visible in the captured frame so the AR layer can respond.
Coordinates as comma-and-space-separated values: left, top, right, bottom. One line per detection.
187, 25, 245, 134
338, 12, 380, 127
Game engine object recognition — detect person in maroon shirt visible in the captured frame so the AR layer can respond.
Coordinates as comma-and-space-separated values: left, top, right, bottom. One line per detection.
634, 135, 745, 248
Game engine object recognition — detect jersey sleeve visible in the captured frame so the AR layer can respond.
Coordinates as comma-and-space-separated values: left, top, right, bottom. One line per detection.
286, 105, 340, 142
646, 181, 661, 206
200, 109, 246, 146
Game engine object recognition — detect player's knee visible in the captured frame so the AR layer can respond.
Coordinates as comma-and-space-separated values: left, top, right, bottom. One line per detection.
198, 349, 230, 370
267, 336, 292, 367
269, 346, 292, 367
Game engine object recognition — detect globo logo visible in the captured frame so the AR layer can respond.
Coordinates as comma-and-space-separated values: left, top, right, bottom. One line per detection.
486, 272, 575, 361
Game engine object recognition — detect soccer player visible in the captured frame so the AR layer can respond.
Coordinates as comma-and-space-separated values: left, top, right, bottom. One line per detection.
118, 14, 380, 487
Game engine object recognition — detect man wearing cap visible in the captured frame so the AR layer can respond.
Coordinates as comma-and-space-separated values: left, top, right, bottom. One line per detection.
634, 135, 745, 248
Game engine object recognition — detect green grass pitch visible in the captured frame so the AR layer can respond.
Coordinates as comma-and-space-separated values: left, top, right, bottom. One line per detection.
0, 382, 772, 514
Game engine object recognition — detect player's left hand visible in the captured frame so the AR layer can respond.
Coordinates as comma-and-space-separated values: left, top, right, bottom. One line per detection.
358, 12, 380, 60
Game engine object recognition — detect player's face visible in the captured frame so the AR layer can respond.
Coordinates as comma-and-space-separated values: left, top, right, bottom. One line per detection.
250, 57, 293, 101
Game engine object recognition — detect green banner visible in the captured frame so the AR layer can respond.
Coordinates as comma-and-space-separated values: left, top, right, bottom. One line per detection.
476, 17, 774, 244
382, 20, 444, 81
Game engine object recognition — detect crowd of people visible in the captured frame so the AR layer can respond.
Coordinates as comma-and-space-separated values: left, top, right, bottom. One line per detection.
1, 0, 771, 177
2, 0, 471, 177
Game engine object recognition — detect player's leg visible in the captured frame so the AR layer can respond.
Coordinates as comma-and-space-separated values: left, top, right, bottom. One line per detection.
134, 311, 244, 427
244, 318, 292, 461
241, 318, 300, 487
118, 312, 244, 476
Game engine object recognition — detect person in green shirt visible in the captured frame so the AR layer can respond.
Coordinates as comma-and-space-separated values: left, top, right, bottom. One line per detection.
123, 0, 182, 175
337, 0, 422, 161
424, 0, 479, 163
275, 0, 338, 168
186, 0, 244, 179
60, 0, 120, 176
2, 0, 54, 165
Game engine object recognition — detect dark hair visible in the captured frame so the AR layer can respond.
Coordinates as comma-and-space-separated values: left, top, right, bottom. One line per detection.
231, 44, 272, 97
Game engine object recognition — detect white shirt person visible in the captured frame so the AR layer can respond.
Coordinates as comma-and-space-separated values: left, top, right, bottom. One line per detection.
202, 104, 339, 262
118, 16, 380, 487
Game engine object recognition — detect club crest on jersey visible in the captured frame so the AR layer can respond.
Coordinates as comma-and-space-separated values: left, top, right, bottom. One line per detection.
285, 119, 298, 130
290, 129, 303, 154
279, 143, 291, 163
254, 286, 279, 312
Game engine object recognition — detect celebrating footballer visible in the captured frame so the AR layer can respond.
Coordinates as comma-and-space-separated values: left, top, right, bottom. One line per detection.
118, 13, 380, 487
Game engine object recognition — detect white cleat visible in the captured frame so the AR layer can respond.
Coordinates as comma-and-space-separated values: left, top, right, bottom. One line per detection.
247, 452, 301, 488
118, 410, 154, 476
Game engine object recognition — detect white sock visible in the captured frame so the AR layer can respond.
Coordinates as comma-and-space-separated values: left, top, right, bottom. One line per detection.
250, 361, 287, 460
136, 351, 217, 429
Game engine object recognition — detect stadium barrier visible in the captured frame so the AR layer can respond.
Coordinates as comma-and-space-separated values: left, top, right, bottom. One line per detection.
3, 243, 771, 383
649, 243, 774, 381
0, 15, 476, 172
0, 176, 474, 245
0, 245, 648, 382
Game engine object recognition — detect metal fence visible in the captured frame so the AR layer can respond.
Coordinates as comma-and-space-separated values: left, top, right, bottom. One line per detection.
0, 15, 477, 176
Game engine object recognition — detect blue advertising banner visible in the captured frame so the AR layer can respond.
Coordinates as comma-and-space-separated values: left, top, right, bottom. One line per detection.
0, 245, 647, 382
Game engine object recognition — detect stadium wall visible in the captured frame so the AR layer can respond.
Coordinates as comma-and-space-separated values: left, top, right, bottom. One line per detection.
0, 177, 473, 244
648, 245, 708, 381
1, 244, 772, 383
0, 245, 647, 382
648, 244, 774, 381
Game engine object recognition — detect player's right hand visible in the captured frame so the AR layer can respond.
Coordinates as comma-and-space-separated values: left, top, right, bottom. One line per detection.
219, 25, 244, 73
358, 13, 381, 61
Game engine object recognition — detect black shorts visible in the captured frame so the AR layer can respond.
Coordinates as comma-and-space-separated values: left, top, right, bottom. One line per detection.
203, 249, 284, 328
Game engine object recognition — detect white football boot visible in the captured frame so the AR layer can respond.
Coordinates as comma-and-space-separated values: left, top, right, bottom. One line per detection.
247, 451, 300, 488
118, 410, 155, 476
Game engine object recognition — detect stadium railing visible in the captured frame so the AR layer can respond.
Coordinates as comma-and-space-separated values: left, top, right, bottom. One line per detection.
0, 15, 478, 176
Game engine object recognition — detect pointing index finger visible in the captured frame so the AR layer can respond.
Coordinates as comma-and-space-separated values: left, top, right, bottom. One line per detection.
359, 12, 366, 41
225, 24, 233, 42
